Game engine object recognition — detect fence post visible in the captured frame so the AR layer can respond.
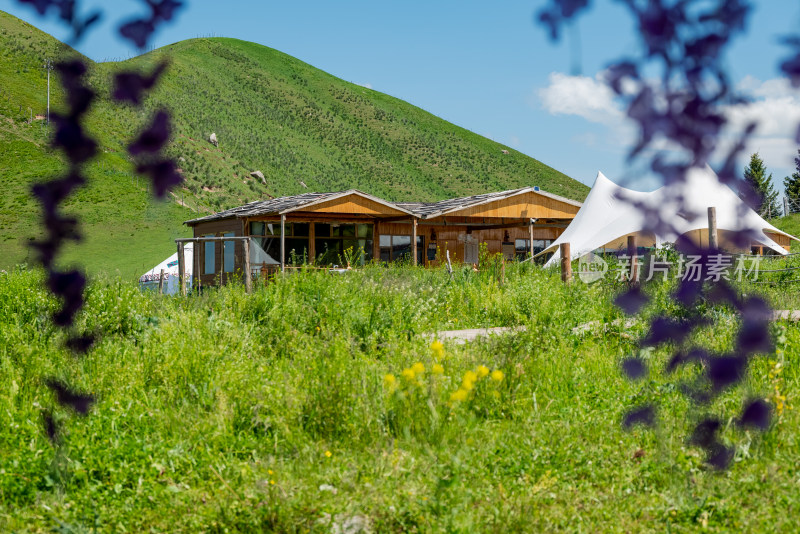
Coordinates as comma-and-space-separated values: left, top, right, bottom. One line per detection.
560, 242, 571, 284
158, 269, 165, 294
280, 214, 286, 273
784, 196, 790, 217
178, 242, 186, 296
708, 206, 718, 250
244, 237, 252, 294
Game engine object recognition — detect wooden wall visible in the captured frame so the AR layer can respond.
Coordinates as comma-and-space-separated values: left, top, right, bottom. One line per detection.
439, 191, 580, 220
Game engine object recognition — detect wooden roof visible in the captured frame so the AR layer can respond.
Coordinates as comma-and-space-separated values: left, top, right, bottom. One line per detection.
397, 187, 582, 220
185, 190, 414, 225
186, 187, 583, 225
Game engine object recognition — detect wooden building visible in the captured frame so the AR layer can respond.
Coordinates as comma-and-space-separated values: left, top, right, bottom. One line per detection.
185, 188, 582, 286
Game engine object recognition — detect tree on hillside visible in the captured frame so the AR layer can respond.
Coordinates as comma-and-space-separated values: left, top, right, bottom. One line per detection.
783, 149, 800, 213
744, 152, 781, 218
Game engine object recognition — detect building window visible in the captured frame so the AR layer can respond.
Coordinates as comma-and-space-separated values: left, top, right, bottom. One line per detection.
314, 223, 373, 265
249, 221, 310, 265
515, 239, 552, 261
204, 234, 215, 274
223, 232, 235, 273
380, 235, 424, 264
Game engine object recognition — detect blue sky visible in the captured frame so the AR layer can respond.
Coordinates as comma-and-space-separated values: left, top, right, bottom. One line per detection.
2, 0, 799, 192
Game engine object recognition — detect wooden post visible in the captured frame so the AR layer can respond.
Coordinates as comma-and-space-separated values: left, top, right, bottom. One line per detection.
529, 218, 535, 259
372, 220, 380, 262
784, 196, 790, 217
707, 206, 718, 250
244, 237, 252, 294
446, 249, 453, 279
158, 269, 165, 294
411, 218, 418, 266
177, 242, 186, 296
560, 242, 571, 284
280, 214, 286, 273
627, 235, 638, 283
308, 222, 316, 264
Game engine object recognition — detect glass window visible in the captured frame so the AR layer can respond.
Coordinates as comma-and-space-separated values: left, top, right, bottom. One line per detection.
515, 239, 530, 261
379, 235, 391, 262
223, 232, 235, 273
250, 222, 265, 236
286, 238, 309, 265
204, 235, 215, 274
316, 223, 331, 237
392, 235, 411, 261
357, 224, 373, 238
266, 222, 289, 236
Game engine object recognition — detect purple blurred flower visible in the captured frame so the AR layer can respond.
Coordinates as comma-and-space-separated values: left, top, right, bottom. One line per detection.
45, 378, 95, 415
614, 287, 649, 315
113, 62, 167, 105
136, 158, 183, 198
622, 404, 656, 428
129, 110, 171, 155
621, 357, 647, 380
738, 399, 771, 431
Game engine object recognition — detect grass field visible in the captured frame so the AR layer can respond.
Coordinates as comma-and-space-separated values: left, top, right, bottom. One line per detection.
1, 260, 797, 532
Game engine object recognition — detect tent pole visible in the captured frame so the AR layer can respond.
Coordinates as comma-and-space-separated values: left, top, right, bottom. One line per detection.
529, 218, 535, 259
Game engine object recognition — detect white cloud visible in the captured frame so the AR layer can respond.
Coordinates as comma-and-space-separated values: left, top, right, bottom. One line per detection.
537, 71, 800, 178
509, 135, 520, 147
723, 77, 800, 173
537, 71, 624, 125
356, 82, 373, 89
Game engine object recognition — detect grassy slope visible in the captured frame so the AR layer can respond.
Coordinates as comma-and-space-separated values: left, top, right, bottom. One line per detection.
771, 212, 800, 240
106, 37, 589, 206
0, 13, 193, 279
1, 265, 798, 531
0, 10, 588, 278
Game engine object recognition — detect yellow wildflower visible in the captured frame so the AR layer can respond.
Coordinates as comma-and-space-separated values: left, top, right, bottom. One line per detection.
430, 340, 445, 360
450, 388, 468, 402
491, 370, 504, 382
325, 450, 332, 458
270, 479, 275, 485
477, 365, 490, 378
401, 368, 416, 381
462, 370, 478, 390
412, 362, 425, 375
384, 374, 397, 389
432, 363, 444, 375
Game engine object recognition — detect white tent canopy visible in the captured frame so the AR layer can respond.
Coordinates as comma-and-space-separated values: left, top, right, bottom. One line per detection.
541, 166, 798, 267
139, 243, 194, 295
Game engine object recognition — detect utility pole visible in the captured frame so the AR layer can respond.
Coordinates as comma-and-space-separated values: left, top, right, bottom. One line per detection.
43, 59, 53, 125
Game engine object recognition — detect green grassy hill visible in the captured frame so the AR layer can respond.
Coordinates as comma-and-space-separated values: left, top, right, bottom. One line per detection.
0, 10, 588, 278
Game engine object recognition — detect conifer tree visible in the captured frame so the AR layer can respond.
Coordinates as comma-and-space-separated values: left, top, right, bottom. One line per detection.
783, 149, 800, 213
744, 152, 781, 217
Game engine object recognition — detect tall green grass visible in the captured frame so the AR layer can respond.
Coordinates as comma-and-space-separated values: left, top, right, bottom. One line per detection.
0, 263, 797, 532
